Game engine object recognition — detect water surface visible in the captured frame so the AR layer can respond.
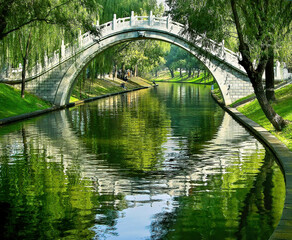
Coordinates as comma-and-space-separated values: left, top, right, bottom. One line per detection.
0, 83, 285, 239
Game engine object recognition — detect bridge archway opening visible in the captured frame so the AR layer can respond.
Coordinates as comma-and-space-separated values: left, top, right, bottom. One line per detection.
68, 38, 219, 103
61, 30, 231, 106
17, 14, 251, 106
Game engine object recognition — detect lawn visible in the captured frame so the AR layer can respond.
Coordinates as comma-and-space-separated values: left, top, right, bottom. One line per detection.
0, 83, 51, 119
153, 71, 214, 84
238, 84, 292, 150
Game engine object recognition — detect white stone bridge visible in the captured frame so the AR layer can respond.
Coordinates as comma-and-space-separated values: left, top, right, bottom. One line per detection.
2, 11, 254, 106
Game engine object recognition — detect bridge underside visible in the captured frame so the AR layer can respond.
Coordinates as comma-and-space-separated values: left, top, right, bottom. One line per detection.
23, 29, 254, 106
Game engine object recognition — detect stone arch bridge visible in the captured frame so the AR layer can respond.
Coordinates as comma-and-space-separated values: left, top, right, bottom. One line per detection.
4, 11, 253, 106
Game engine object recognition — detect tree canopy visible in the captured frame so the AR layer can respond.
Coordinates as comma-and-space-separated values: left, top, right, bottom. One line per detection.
166, 0, 292, 130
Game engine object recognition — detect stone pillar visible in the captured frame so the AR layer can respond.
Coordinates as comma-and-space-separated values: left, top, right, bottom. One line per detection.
61, 40, 65, 59
44, 54, 48, 69
112, 14, 116, 30
237, 52, 242, 61
282, 62, 290, 80
130, 11, 135, 26
37, 61, 42, 74
167, 14, 171, 29
78, 30, 82, 48
221, 40, 225, 58
149, 11, 153, 26
253, 59, 257, 69
275, 60, 281, 80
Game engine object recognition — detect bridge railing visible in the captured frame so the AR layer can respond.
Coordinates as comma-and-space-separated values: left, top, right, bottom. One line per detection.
2, 11, 245, 80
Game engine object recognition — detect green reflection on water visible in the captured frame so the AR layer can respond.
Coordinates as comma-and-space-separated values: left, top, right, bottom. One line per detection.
0, 83, 285, 239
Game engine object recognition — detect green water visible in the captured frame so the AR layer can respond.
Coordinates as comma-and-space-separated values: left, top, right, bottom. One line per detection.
0, 83, 285, 239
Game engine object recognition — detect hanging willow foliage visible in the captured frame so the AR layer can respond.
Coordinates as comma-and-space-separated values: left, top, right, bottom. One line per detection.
0, 0, 102, 72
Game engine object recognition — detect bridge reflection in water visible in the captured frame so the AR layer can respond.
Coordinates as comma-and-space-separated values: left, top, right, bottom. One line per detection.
0, 83, 285, 239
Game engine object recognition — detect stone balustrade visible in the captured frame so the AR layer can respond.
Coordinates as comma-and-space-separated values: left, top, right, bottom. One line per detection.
2, 11, 290, 82
1, 11, 290, 106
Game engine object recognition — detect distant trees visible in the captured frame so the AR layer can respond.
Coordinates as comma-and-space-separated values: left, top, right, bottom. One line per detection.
83, 40, 170, 81
165, 45, 203, 79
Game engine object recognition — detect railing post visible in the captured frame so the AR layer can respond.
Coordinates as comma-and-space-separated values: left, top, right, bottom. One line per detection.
149, 11, 153, 26
167, 14, 171, 29
61, 40, 65, 59
237, 52, 242, 61
221, 39, 225, 57
44, 54, 48, 68
130, 11, 135, 26
112, 14, 116, 30
78, 30, 83, 48
221, 40, 224, 47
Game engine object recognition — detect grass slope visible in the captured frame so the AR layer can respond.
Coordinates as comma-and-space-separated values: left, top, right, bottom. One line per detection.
0, 83, 51, 119
70, 77, 151, 102
238, 84, 292, 150
153, 71, 214, 84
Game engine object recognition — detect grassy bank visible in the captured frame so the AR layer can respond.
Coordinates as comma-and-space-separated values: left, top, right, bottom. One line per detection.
0, 83, 51, 119
0, 77, 151, 120
70, 77, 152, 102
237, 84, 292, 150
153, 71, 214, 84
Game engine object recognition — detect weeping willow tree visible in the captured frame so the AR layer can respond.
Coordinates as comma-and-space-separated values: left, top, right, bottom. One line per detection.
0, 0, 102, 97
0, 0, 165, 98
166, 0, 292, 131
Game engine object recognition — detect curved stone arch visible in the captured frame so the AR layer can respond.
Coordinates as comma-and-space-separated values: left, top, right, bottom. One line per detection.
55, 28, 251, 106
18, 14, 252, 106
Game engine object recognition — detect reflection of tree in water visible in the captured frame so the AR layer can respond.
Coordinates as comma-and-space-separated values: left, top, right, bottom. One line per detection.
68, 90, 171, 172
235, 150, 285, 240
157, 84, 225, 154
0, 125, 126, 239
0, 84, 285, 240
149, 150, 285, 240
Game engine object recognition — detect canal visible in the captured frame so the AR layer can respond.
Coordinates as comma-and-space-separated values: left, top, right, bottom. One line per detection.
0, 83, 285, 239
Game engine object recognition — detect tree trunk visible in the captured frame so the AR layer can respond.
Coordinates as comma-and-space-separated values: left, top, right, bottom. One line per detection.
21, 58, 26, 98
179, 68, 182, 78
188, 68, 192, 78
20, 31, 32, 98
168, 68, 174, 78
265, 47, 276, 102
230, 0, 287, 131
252, 75, 286, 130
197, 69, 200, 78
